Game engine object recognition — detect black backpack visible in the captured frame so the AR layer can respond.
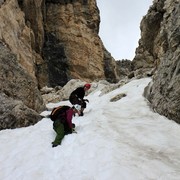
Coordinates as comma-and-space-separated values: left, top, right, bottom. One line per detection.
50, 106, 70, 121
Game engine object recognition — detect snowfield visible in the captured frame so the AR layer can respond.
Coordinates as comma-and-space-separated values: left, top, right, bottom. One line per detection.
0, 78, 180, 180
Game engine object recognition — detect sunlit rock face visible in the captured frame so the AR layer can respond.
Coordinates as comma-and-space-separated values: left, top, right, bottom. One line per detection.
0, 0, 119, 89
0, 0, 39, 80
44, 0, 117, 86
0, 0, 119, 129
133, 0, 180, 123
19, 0, 119, 86
0, 42, 45, 130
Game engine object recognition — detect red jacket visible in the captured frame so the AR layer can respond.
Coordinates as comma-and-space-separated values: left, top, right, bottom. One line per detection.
66, 108, 74, 129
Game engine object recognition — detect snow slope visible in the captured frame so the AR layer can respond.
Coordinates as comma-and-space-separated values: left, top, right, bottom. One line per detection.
0, 78, 180, 180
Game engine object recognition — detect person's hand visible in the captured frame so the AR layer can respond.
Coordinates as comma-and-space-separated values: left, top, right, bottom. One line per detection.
72, 123, 75, 128
84, 99, 89, 103
72, 128, 77, 133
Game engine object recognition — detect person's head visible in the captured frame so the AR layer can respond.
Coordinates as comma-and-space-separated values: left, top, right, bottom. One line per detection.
72, 104, 81, 115
84, 83, 91, 91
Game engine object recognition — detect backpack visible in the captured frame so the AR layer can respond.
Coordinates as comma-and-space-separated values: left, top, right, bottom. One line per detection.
50, 106, 70, 121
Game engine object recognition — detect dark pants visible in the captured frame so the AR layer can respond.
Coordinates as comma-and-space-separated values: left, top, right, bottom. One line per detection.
69, 94, 86, 108
52, 120, 73, 145
52, 120, 64, 145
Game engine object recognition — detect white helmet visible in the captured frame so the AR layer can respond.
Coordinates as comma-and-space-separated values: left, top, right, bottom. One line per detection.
74, 104, 81, 111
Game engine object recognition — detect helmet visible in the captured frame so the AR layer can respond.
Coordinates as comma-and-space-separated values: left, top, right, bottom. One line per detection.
74, 104, 81, 111
84, 83, 91, 89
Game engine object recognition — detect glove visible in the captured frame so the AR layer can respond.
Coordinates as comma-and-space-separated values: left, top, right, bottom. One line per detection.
72, 128, 77, 133
72, 123, 75, 128
64, 130, 72, 135
84, 99, 89, 103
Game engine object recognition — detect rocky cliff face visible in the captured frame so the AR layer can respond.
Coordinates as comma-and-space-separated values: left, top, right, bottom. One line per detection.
133, 0, 180, 123
17, 0, 119, 87
43, 0, 119, 86
0, 0, 119, 87
0, 42, 44, 130
0, 0, 119, 129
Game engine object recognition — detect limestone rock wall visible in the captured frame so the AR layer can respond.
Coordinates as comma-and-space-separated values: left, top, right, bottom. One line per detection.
1, 0, 119, 88
132, 0, 165, 69
0, 42, 44, 130
0, 0, 47, 86
44, 0, 118, 86
17, 0, 49, 88
103, 46, 120, 83
0, 0, 119, 129
133, 0, 180, 123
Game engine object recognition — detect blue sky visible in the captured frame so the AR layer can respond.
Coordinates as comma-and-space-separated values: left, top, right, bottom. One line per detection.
97, 0, 153, 60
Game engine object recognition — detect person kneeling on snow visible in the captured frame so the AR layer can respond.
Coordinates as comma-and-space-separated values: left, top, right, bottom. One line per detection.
51, 104, 81, 147
69, 83, 91, 116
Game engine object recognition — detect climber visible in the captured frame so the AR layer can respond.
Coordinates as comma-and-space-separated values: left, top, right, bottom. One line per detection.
51, 104, 81, 147
69, 83, 91, 116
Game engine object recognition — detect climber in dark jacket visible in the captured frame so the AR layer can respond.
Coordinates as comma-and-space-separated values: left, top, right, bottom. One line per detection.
69, 83, 91, 116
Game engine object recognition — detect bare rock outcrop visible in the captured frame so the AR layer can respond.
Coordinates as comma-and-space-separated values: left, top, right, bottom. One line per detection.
133, 0, 180, 123
43, 0, 119, 86
0, 0, 119, 129
0, 0, 119, 88
0, 93, 42, 130
1, 0, 119, 90
116, 59, 134, 79
0, 0, 47, 88
0, 42, 45, 129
